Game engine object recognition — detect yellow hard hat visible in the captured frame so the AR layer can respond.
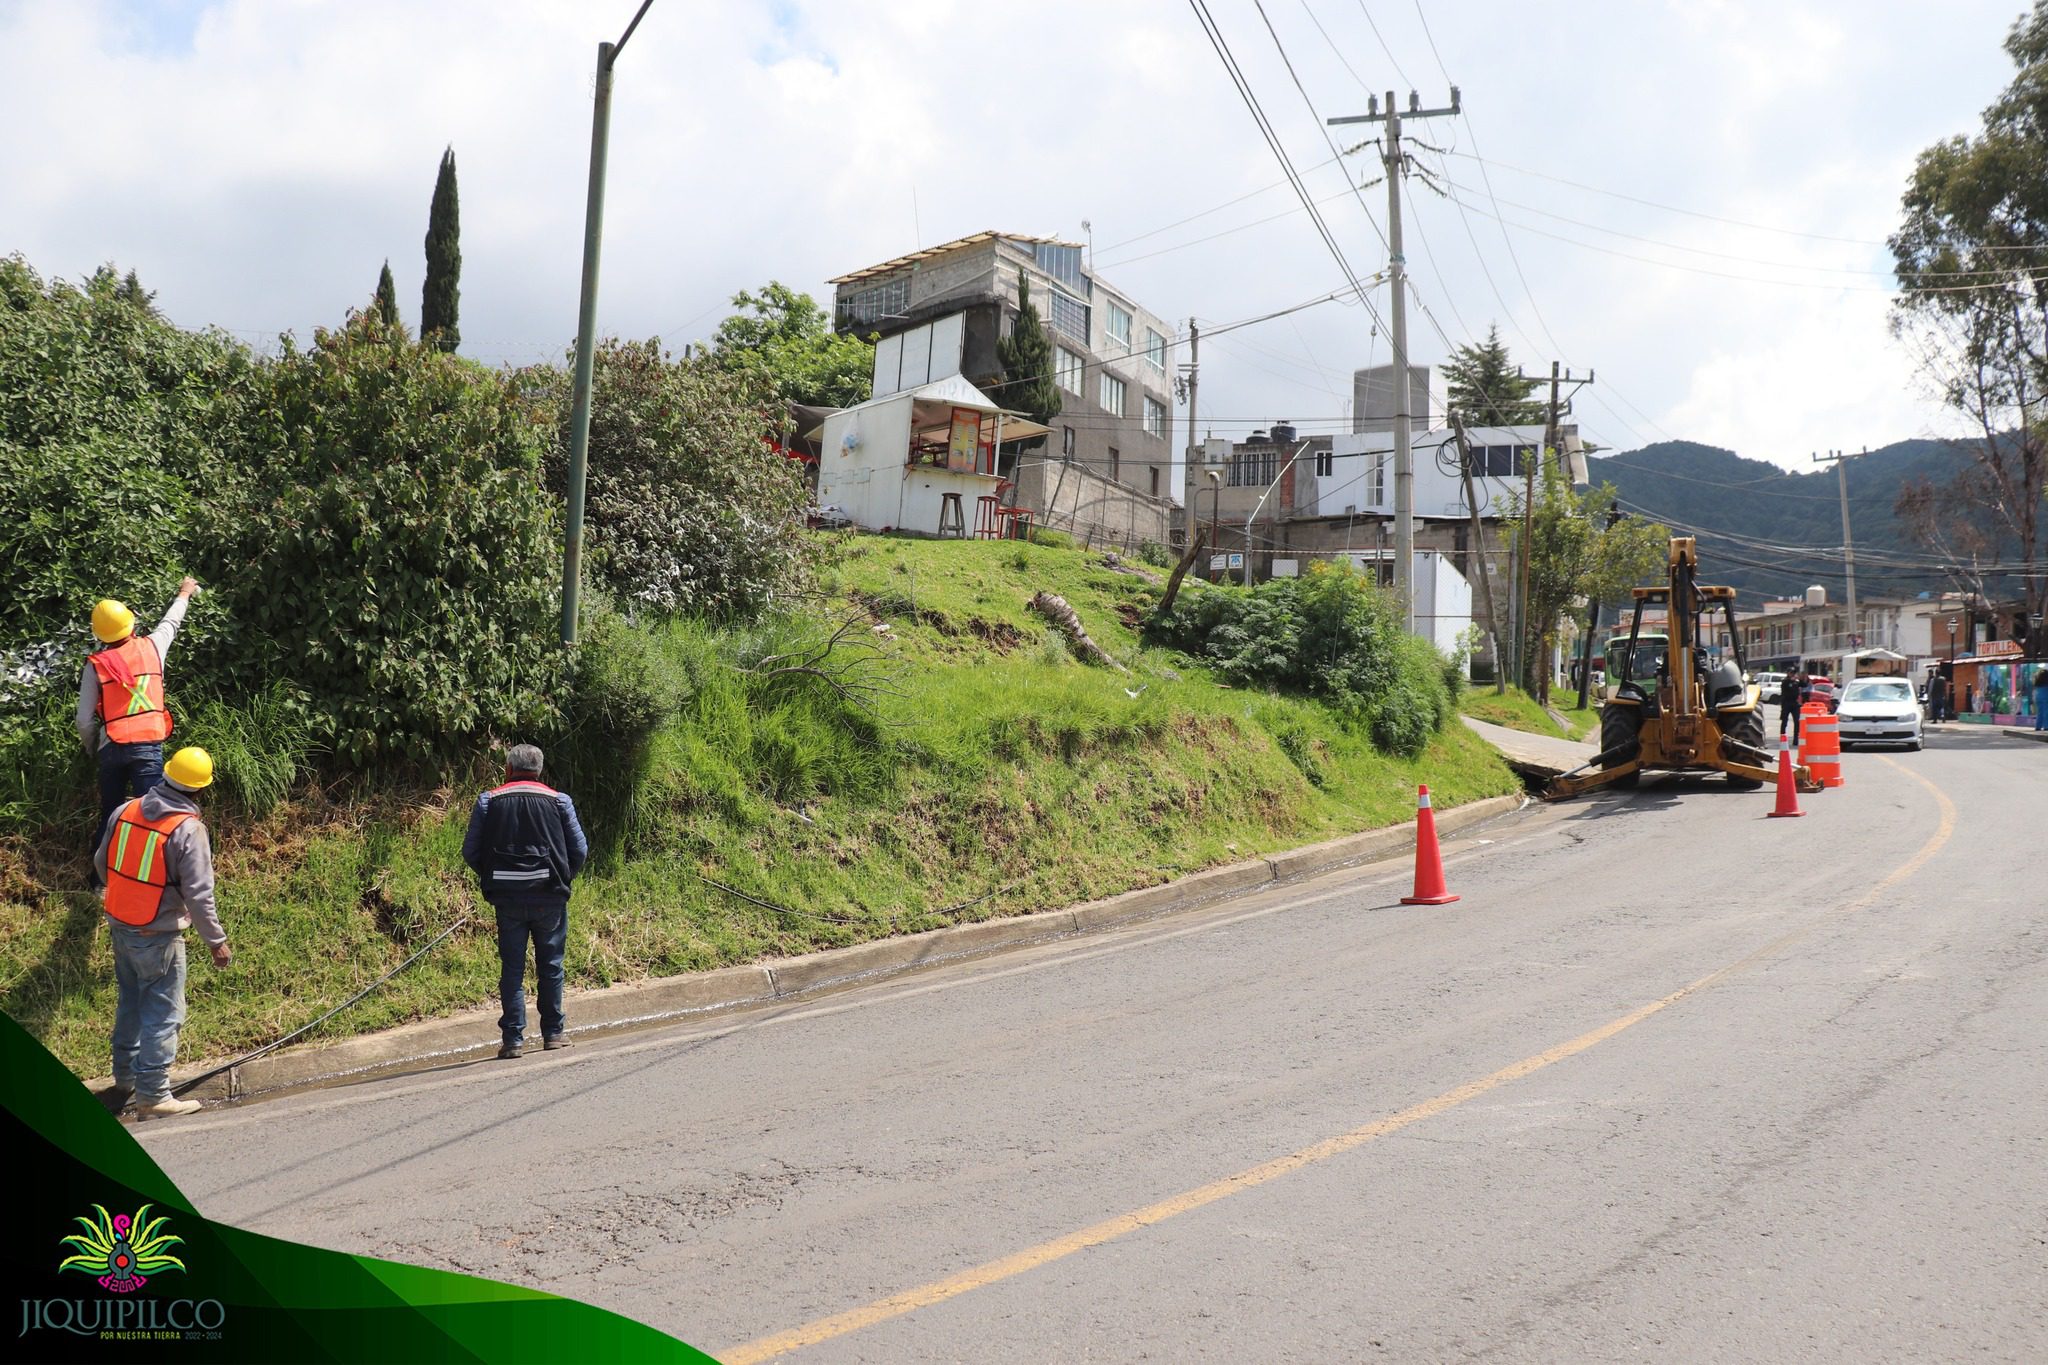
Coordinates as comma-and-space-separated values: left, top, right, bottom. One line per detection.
92, 599, 136, 643
164, 747, 214, 791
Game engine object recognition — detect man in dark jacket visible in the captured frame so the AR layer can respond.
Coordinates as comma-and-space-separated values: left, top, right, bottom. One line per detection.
462, 744, 588, 1059
1778, 667, 1806, 745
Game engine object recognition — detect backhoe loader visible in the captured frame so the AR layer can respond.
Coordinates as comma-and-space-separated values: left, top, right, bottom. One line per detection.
1547, 537, 1817, 799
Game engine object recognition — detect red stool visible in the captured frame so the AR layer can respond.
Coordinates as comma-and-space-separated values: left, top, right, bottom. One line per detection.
974, 495, 1004, 539
1003, 508, 1033, 541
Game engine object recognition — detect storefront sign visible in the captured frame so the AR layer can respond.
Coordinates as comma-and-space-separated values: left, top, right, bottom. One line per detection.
1977, 638, 2023, 657
947, 407, 980, 472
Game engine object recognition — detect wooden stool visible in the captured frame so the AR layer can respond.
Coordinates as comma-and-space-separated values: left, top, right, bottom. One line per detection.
1004, 508, 1033, 541
974, 495, 1004, 539
937, 492, 966, 539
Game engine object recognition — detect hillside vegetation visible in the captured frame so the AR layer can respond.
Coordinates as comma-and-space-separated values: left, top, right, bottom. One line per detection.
3, 537, 1517, 1076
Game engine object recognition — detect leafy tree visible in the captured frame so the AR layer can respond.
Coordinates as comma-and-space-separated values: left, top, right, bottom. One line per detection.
995, 278, 1061, 428
522, 339, 817, 618
709, 281, 872, 408
1890, 1, 2048, 629
421, 147, 461, 352
0, 256, 248, 650
374, 259, 400, 330
1441, 325, 1544, 427
197, 309, 559, 764
1510, 456, 1668, 700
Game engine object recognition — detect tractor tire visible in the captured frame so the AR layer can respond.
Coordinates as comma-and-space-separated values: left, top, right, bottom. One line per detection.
1599, 704, 1642, 789
1720, 706, 1767, 789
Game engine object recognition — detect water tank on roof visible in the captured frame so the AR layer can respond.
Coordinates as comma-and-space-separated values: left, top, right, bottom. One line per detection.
1271, 421, 1297, 445
1248, 430, 1269, 444
1805, 585, 1826, 608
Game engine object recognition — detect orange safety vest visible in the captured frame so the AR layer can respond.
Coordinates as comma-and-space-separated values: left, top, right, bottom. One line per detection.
90, 636, 172, 745
103, 798, 195, 926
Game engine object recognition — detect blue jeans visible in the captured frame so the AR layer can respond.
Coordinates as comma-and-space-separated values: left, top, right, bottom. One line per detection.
2035, 689, 2048, 729
110, 925, 187, 1102
496, 902, 567, 1043
97, 741, 165, 834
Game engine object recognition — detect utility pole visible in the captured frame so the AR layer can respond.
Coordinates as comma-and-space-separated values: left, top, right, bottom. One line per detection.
1451, 413, 1507, 696
1812, 447, 1862, 684
1329, 87, 1460, 635
1514, 361, 1592, 698
1182, 318, 1200, 547
560, 0, 655, 645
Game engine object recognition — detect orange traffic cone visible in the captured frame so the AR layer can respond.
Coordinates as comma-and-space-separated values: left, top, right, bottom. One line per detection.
1401, 784, 1460, 905
1767, 734, 1804, 819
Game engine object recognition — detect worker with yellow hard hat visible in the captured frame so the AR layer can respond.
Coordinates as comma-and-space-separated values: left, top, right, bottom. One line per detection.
91, 743, 232, 1120
77, 577, 199, 835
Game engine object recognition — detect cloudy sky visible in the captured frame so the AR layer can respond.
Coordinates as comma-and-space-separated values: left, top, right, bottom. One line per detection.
1, 0, 2028, 480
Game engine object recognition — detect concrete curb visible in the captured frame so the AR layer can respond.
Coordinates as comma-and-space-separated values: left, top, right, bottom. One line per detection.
136, 792, 1525, 1107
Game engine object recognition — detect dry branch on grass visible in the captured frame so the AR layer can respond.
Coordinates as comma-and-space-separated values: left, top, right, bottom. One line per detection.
743, 612, 907, 713
1028, 591, 1128, 672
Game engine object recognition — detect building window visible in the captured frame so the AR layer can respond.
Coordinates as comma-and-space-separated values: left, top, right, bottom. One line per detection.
1369, 452, 1387, 504
1032, 241, 1085, 293
1056, 348, 1085, 395
1144, 395, 1166, 437
1108, 447, 1121, 481
1062, 425, 1075, 457
1315, 447, 1333, 477
1100, 372, 1127, 416
1150, 466, 1161, 497
836, 276, 910, 329
1106, 300, 1133, 351
1048, 290, 1089, 343
1146, 327, 1167, 371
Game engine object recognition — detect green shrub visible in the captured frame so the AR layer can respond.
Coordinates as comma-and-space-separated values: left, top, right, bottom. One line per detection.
0, 256, 248, 653
195, 311, 563, 767
1149, 561, 1456, 758
520, 340, 816, 618
178, 685, 319, 818
1138, 540, 1173, 568
544, 611, 683, 863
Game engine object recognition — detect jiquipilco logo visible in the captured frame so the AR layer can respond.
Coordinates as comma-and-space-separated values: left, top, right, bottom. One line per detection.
18, 1204, 227, 1341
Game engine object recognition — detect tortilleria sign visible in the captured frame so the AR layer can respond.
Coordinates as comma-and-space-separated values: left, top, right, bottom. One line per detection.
1978, 639, 2023, 657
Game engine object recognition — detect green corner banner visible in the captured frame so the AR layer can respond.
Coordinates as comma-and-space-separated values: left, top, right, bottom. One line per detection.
0, 1014, 717, 1363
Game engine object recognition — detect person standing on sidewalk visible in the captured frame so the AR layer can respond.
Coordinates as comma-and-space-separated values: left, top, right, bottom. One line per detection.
2033, 668, 2048, 731
1777, 666, 1806, 745
92, 746, 231, 1119
78, 578, 199, 835
462, 745, 588, 1060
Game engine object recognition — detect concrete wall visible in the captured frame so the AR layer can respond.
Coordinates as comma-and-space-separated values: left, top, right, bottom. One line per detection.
818, 396, 1001, 535
1352, 363, 1433, 432
1015, 454, 1173, 552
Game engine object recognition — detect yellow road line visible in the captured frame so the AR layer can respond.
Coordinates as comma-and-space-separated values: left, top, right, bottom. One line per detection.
722, 765, 1956, 1364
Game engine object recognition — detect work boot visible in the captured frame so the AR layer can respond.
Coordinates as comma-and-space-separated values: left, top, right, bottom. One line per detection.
99, 1084, 134, 1115
542, 1034, 571, 1051
497, 1040, 523, 1060
135, 1096, 202, 1120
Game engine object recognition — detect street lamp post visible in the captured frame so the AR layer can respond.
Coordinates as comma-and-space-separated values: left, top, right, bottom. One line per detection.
560, 0, 656, 645
1946, 614, 1959, 721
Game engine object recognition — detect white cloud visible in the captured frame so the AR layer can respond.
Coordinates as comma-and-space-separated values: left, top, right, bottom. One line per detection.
0, 0, 2028, 470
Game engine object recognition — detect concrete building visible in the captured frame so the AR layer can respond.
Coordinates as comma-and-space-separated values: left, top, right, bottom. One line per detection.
1714, 592, 1976, 680
830, 231, 1176, 549
1182, 421, 1582, 672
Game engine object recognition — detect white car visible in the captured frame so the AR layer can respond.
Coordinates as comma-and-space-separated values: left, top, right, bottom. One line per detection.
1834, 677, 1923, 750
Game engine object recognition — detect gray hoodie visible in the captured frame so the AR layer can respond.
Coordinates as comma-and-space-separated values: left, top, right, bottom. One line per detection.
92, 785, 226, 947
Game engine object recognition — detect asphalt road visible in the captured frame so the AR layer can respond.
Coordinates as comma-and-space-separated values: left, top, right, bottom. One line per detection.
139, 726, 2047, 1362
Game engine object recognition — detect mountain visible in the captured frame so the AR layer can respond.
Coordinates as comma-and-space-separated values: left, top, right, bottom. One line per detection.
1585, 438, 1987, 606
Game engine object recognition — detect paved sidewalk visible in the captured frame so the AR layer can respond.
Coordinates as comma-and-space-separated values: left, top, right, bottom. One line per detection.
1461, 714, 1599, 779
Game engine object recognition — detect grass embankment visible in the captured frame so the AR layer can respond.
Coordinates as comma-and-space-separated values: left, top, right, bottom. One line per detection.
2, 538, 1517, 1076
1460, 685, 1597, 741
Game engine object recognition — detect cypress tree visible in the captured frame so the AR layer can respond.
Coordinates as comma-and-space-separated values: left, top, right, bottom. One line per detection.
995, 278, 1061, 428
421, 147, 461, 352
374, 259, 400, 330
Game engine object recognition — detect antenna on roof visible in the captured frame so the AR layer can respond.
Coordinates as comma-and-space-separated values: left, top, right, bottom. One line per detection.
1082, 219, 1093, 271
